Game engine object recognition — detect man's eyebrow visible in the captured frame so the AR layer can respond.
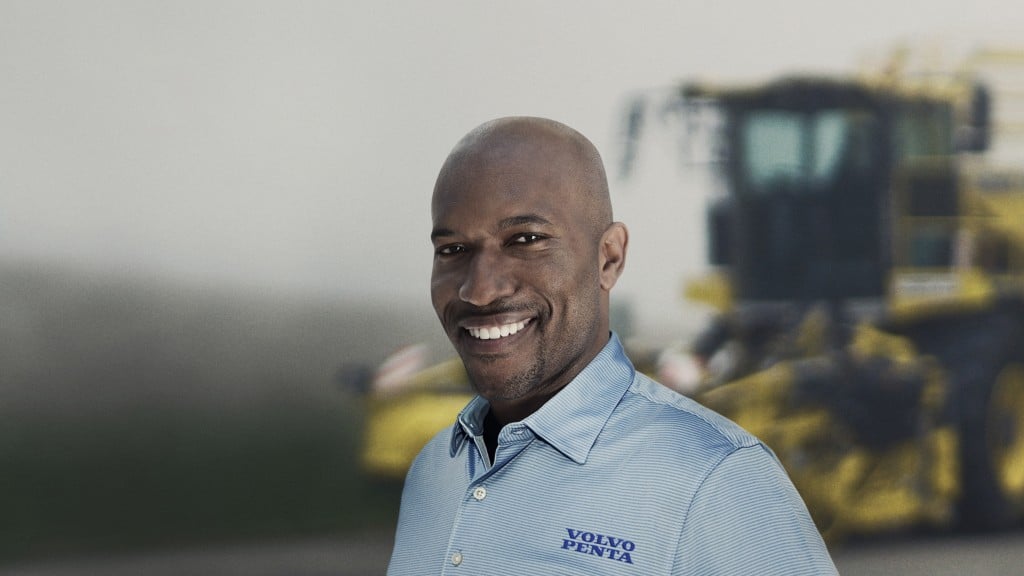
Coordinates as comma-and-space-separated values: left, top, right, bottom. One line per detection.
499, 214, 553, 229
430, 227, 455, 241
430, 215, 553, 241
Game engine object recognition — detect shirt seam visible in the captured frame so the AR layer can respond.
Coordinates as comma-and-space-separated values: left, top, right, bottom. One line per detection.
629, 375, 759, 451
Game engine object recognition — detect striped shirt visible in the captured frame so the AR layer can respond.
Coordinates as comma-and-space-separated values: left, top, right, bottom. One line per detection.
387, 333, 837, 575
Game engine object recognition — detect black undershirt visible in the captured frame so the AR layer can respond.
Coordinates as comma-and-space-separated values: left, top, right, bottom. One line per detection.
482, 408, 501, 463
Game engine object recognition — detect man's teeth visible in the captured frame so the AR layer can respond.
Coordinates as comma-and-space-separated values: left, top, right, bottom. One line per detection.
467, 320, 530, 340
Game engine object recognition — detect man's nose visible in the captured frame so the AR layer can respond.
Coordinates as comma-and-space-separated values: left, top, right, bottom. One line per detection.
458, 251, 514, 306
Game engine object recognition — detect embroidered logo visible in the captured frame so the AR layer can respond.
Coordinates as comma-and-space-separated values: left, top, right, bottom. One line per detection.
560, 527, 636, 564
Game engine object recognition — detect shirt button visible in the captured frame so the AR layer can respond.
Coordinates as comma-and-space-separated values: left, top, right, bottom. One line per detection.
451, 551, 464, 566
472, 486, 487, 501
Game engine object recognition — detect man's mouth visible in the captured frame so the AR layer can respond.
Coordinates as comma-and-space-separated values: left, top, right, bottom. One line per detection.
465, 318, 532, 340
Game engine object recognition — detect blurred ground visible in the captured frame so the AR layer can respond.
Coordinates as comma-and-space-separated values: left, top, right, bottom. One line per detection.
833, 532, 1024, 575
6, 530, 1024, 575
0, 261, 413, 566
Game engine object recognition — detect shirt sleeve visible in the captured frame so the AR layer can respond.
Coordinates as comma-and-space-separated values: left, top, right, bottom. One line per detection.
673, 444, 838, 575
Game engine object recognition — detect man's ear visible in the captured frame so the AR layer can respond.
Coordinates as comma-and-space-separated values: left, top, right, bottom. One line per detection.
599, 222, 628, 291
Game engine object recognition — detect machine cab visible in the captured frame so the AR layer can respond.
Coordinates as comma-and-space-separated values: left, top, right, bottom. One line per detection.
696, 78, 956, 303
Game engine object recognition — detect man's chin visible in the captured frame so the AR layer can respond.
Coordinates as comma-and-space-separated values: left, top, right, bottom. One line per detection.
464, 363, 536, 400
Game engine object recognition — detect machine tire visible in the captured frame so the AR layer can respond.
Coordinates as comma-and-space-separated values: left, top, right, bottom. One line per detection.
955, 314, 1024, 531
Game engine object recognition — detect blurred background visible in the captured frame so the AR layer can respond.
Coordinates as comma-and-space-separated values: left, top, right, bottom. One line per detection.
3, 1, 1024, 574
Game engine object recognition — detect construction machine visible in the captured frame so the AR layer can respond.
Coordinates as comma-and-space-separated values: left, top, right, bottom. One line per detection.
645, 47, 1024, 540
356, 47, 1024, 542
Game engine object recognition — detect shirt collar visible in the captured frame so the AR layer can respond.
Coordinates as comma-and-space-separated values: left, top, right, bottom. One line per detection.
449, 333, 635, 464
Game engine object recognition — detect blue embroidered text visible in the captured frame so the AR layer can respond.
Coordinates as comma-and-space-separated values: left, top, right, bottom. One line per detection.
561, 528, 636, 564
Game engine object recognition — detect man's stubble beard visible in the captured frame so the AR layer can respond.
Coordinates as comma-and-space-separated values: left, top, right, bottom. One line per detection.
466, 350, 547, 403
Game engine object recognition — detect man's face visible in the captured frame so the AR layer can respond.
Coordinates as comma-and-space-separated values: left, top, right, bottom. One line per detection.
430, 142, 607, 412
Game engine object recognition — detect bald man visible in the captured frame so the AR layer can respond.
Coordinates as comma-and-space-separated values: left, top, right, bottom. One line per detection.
387, 117, 837, 575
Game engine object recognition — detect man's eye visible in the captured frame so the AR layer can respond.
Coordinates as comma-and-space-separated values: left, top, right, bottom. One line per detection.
511, 233, 543, 245
436, 244, 465, 256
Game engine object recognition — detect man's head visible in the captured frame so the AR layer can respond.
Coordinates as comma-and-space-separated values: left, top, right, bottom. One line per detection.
430, 117, 628, 423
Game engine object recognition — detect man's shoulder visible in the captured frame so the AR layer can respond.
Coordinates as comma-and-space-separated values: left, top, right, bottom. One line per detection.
400, 423, 465, 496
587, 372, 782, 513
621, 372, 765, 455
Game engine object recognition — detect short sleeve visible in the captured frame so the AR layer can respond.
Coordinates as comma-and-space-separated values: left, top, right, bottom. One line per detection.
673, 444, 838, 575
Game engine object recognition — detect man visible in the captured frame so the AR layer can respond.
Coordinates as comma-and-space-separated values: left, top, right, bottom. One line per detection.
387, 117, 837, 574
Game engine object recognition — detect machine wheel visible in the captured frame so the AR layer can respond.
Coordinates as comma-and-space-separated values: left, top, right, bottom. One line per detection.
983, 362, 1024, 516
957, 317, 1024, 530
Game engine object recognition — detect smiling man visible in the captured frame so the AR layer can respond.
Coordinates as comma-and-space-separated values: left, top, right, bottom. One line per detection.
386, 117, 837, 575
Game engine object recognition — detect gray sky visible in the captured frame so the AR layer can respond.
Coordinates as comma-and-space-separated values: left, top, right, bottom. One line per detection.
2, 0, 1022, 340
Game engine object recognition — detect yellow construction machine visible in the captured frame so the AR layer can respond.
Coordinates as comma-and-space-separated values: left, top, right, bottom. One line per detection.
651, 47, 1024, 540
357, 47, 1024, 542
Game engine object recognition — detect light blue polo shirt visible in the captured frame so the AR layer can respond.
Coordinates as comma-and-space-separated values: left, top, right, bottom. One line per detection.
387, 333, 837, 575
